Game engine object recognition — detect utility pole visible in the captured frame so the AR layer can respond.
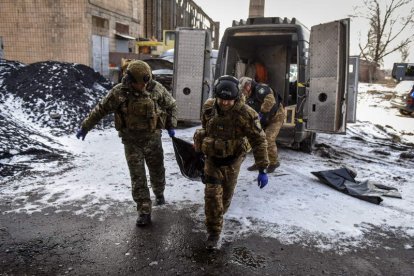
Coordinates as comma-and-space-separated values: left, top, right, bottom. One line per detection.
249, 0, 265, 18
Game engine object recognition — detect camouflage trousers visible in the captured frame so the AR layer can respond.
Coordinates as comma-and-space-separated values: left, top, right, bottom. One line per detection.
203, 155, 245, 236
265, 104, 285, 166
123, 131, 165, 214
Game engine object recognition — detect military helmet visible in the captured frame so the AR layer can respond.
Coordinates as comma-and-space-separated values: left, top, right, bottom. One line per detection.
126, 60, 152, 84
255, 83, 272, 97
213, 75, 240, 100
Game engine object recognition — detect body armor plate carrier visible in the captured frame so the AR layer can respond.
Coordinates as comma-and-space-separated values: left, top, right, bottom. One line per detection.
115, 91, 158, 132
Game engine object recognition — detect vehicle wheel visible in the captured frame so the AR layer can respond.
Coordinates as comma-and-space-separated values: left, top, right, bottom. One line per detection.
300, 132, 316, 153
399, 109, 413, 115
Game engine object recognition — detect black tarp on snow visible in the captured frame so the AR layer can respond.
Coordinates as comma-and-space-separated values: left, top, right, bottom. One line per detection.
172, 137, 204, 181
311, 167, 401, 204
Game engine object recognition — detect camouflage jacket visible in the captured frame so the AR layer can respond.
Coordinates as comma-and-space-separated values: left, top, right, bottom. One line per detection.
81, 80, 177, 135
245, 85, 281, 126
201, 98, 269, 169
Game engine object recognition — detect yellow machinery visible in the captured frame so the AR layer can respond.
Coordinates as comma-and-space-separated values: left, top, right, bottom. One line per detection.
136, 30, 175, 56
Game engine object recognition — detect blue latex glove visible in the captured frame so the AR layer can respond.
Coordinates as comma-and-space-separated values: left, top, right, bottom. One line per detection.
76, 128, 88, 141
258, 112, 267, 126
257, 170, 268, 189
167, 129, 175, 138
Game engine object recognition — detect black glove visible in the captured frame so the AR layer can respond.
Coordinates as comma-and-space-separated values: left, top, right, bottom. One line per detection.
76, 128, 88, 141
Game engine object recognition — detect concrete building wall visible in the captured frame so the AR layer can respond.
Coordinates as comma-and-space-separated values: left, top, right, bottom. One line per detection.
144, 0, 219, 49
88, 0, 144, 54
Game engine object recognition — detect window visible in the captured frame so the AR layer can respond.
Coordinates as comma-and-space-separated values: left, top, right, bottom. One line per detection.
92, 16, 108, 29
405, 65, 414, 77
289, 64, 297, 82
116, 23, 129, 34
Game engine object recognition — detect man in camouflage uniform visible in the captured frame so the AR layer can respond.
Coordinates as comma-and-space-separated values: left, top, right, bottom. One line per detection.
239, 77, 285, 173
76, 60, 177, 226
193, 75, 269, 249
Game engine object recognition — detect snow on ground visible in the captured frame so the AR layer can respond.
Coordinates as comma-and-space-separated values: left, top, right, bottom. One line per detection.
1, 81, 414, 252
357, 81, 414, 143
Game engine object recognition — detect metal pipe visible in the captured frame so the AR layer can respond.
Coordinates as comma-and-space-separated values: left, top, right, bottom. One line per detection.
157, 0, 162, 40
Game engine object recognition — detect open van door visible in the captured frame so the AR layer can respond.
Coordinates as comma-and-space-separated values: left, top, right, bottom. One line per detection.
306, 18, 350, 133
173, 28, 211, 121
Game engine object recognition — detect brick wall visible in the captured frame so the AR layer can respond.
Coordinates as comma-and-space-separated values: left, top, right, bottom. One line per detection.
0, 0, 90, 65
0, 0, 144, 67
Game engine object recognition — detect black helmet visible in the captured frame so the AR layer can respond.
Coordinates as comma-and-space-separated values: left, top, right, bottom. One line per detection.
213, 75, 240, 100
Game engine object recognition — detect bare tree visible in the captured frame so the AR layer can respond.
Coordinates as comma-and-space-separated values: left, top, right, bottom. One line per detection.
351, 0, 414, 81
399, 44, 409, 62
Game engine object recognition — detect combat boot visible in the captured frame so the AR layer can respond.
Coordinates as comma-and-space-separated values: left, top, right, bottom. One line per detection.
155, 195, 165, 206
205, 234, 220, 250
247, 164, 259, 171
266, 161, 280, 173
136, 213, 151, 227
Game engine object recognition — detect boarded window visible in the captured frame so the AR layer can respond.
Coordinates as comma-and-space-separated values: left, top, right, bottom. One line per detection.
92, 16, 108, 29
116, 23, 129, 34
92, 16, 109, 36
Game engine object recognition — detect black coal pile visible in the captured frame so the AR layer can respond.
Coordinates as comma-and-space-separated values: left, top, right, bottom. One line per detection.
0, 59, 25, 83
0, 111, 69, 177
0, 59, 113, 178
0, 60, 114, 135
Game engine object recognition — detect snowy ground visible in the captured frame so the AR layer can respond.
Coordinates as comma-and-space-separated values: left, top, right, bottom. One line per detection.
1, 81, 414, 253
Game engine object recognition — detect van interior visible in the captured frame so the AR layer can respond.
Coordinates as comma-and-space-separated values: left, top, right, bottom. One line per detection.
221, 31, 299, 106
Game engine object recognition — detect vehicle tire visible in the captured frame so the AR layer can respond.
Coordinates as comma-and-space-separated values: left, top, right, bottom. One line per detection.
399, 109, 413, 115
300, 132, 316, 153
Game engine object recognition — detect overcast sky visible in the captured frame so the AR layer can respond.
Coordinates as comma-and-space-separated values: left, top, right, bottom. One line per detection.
195, 0, 414, 69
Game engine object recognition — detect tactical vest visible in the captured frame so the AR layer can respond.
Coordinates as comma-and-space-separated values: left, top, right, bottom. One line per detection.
114, 90, 158, 132
202, 101, 249, 160
247, 83, 280, 127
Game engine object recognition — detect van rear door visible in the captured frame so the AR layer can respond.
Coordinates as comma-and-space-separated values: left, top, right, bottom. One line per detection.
173, 28, 211, 121
306, 18, 349, 133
